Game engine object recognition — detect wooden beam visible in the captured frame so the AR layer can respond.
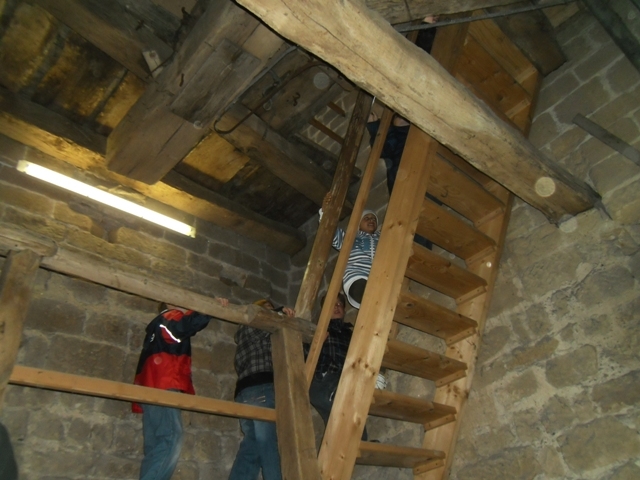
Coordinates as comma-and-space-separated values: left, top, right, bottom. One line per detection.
271, 328, 321, 479
9, 366, 276, 421
317, 126, 438, 479
573, 114, 640, 167
294, 90, 371, 322
0, 88, 306, 254
217, 104, 334, 207
34, 0, 176, 81
0, 223, 316, 340
0, 250, 41, 410
235, 0, 599, 223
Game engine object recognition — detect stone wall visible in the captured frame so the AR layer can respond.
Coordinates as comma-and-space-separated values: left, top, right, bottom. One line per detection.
0, 137, 295, 479
449, 9, 640, 480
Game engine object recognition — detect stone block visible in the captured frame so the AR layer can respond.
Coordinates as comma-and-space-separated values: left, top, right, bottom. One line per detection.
92, 455, 141, 478
575, 265, 635, 307
477, 326, 511, 364
244, 274, 271, 297
17, 332, 49, 367
590, 155, 640, 195
261, 262, 289, 291
525, 302, 552, 337
505, 222, 563, 271
474, 360, 508, 389
456, 446, 542, 480
67, 418, 113, 451
512, 408, 544, 444
27, 449, 98, 477
521, 247, 583, 298
554, 77, 610, 125
473, 425, 516, 458
604, 179, 640, 224
545, 344, 598, 388
190, 272, 231, 299
3, 207, 66, 242
538, 446, 566, 478
109, 227, 187, 264
507, 336, 559, 369
592, 370, 640, 413
592, 91, 640, 127
66, 229, 151, 270
191, 430, 222, 462
561, 29, 593, 62
85, 313, 131, 345
53, 202, 94, 231
56, 274, 107, 305
541, 392, 597, 434
187, 253, 223, 277
208, 242, 238, 265
558, 417, 640, 472
574, 41, 622, 81
149, 258, 194, 288
265, 247, 291, 271
500, 370, 538, 404
25, 298, 85, 334
29, 410, 65, 441
236, 235, 266, 261
236, 252, 261, 274
112, 423, 141, 456
535, 72, 580, 116
610, 462, 640, 480
46, 336, 127, 381
164, 229, 208, 254
548, 126, 588, 161
0, 182, 54, 216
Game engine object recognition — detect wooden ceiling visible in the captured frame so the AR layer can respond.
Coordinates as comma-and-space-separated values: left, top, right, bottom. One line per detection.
0, 0, 583, 254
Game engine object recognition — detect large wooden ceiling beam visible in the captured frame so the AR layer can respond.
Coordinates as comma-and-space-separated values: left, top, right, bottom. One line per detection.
34, 0, 177, 81
236, 0, 599, 222
0, 87, 305, 254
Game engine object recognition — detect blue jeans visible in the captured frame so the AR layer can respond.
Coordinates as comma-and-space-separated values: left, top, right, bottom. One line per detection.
140, 402, 183, 480
229, 383, 282, 480
309, 372, 367, 441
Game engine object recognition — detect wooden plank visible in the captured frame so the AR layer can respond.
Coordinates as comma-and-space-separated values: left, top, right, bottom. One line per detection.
382, 340, 467, 386
436, 145, 494, 189
236, 0, 598, 222
9, 366, 276, 421
370, 390, 457, 427
394, 291, 477, 345
0, 90, 306, 254
457, 35, 532, 121
317, 127, 438, 480
416, 197, 496, 259
467, 18, 539, 95
405, 244, 487, 300
0, 222, 316, 341
309, 118, 344, 145
218, 104, 334, 206
488, 4, 566, 75
34, 0, 175, 80
271, 328, 321, 480
295, 90, 371, 323
0, 250, 41, 408
303, 101, 387, 385
356, 441, 445, 468
428, 155, 505, 226
573, 113, 640, 167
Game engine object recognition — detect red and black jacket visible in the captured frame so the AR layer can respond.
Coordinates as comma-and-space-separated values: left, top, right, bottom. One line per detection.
132, 309, 210, 413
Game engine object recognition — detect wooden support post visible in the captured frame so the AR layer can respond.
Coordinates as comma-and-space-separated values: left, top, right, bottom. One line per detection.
0, 249, 41, 410
317, 127, 439, 480
294, 89, 372, 321
271, 328, 321, 480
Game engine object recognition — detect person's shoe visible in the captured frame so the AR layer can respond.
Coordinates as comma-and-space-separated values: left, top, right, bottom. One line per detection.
375, 373, 387, 389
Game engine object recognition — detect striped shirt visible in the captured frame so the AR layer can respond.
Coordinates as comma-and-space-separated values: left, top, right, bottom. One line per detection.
333, 227, 380, 287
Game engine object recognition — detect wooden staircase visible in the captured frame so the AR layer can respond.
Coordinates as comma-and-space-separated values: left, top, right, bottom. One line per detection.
311, 17, 540, 480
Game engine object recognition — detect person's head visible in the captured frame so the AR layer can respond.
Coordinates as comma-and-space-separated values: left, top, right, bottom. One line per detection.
321, 293, 346, 320
359, 210, 378, 234
254, 299, 275, 310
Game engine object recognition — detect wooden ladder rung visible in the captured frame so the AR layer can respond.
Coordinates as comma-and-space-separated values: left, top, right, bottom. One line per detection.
417, 197, 496, 260
357, 441, 445, 469
382, 339, 467, 386
427, 155, 504, 226
394, 291, 477, 345
405, 244, 487, 301
369, 389, 456, 428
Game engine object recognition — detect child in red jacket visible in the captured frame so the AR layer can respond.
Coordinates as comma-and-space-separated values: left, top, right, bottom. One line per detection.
133, 299, 227, 480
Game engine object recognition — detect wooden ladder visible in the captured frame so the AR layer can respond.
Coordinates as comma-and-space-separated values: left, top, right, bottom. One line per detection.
315, 17, 540, 480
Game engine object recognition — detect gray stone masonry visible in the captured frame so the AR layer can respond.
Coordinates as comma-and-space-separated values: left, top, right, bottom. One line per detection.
449, 11, 640, 480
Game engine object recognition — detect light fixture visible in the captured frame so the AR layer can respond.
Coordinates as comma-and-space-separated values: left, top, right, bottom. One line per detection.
16, 161, 196, 237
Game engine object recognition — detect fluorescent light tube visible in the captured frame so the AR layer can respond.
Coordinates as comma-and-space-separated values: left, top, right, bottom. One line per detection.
16, 161, 196, 237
